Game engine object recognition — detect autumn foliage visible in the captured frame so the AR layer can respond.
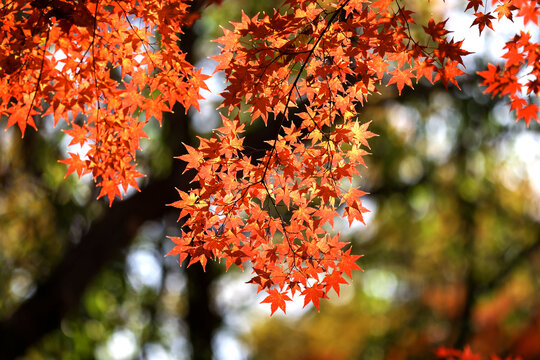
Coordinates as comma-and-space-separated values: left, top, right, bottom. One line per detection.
169, 0, 539, 314
1, 0, 539, 318
0, 0, 211, 204
437, 346, 523, 360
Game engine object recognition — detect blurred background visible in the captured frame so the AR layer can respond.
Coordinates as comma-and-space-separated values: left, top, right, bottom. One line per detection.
1, 0, 539, 359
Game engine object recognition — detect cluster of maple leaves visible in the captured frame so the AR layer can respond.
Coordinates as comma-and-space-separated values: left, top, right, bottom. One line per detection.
0, 0, 211, 204
437, 346, 523, 360
170, 0, 539, 314
0, 0, 539, 315
473, 0, 540, 126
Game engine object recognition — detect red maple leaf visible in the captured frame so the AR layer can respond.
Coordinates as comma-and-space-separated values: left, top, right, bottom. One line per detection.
388, 67, 415, 95
438, 61, 467, 89
423, 16, 451, 42
59, 153, 89, 178
472, 12, 496, 35
260, 289, 291, 315
465, 0, 484, 12
516, 103, 540, 126
338, 249, 364, 279
496, 1, 518, 20
323, 271, 349, 296
301, 284, 327, 310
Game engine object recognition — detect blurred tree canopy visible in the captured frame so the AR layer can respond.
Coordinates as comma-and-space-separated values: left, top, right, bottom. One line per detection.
1, 0, 539, 360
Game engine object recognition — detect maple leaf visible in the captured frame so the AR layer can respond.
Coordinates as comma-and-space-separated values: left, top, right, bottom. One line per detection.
323, 271, 349, 296
496, 1, 518, 20
517, 0, 540, 25
526, 78, 540, 95
371, 0, 393, 10
260, 289, 291, 315
436, 347, 463, 358
414, 60, 436, 84
434, 38, 472, 65
423, 16, 451, 42
5, 105, 38, 138
472, 12, 496, 35
59, 153, 89, 178
301, 284, 327, 310
478, 63, 501, 91
509, 96, 527, 112
63, 123, 88, 147
338, 249, 364, 279
388, 67, 415, 95
516, 103, 539, 126
465, 0, 484, 12
177, 144, 205, 173
502, 42, 524, 67
97, 179, 122, 207
460, 346, 482, 360
166, 236, 191, 266
438, 61, 467, 89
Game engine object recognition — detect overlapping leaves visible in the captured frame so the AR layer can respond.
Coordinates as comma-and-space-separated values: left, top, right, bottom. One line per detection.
0, 0, 209, 204
169, 0, 478, 313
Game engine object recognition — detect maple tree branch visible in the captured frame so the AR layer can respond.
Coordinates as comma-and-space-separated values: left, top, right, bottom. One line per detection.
0, 0, 15, 12
393, 0, 448, 70
261, 181, 301, 273
261, 0, 351, 181
23, 26, 49, 134
113, 0, 160, 65
92, 0, 104, 159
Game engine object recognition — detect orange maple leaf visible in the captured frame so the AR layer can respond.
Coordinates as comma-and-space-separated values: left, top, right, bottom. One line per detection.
260, 289, 291, 315
388, 67, 415, 95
